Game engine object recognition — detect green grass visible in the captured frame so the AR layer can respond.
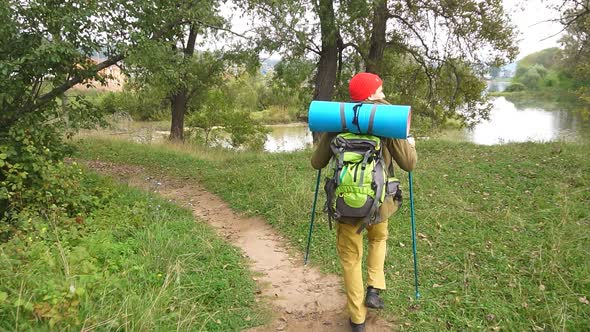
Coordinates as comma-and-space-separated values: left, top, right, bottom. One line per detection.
0, 173, 264, 331
74, 137, 590, 331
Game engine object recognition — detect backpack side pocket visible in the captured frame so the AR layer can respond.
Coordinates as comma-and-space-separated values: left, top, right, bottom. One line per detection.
386, 177, 402, 208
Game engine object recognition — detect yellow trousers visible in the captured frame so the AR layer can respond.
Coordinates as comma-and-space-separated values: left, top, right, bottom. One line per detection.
336, 220, 388, 324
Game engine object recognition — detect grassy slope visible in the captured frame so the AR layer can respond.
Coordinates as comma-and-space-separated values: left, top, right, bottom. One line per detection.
0, 174, 263, 331
75, 138, 590, 331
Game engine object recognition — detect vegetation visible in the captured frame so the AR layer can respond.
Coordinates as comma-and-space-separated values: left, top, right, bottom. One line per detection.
75, 137, 590, 331
504, 1, 590, 104
508, 48, 573, 92
557, 1, 590, 103
2, 0, 588, 330
243, 0, 518, 128
0, 0, 229, 225
0, 171, 263, 330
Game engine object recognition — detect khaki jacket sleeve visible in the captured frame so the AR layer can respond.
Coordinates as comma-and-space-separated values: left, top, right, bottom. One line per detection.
311, 133, 336, 169
389, 138, 417, 172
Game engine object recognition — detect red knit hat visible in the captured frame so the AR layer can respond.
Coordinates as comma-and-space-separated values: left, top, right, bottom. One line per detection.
349, 72, 383, 102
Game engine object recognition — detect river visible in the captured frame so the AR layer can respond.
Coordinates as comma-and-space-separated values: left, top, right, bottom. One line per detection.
263, 86, 589, 152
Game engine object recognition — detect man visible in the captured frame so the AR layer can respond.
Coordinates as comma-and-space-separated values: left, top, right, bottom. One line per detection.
311, 72, 417, 332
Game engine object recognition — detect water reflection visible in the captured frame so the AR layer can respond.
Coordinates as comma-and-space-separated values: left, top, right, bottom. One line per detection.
264, 124, 313, 152
263, 96, 588, 152
487, 80, 510, 93
466, 97, 585, 145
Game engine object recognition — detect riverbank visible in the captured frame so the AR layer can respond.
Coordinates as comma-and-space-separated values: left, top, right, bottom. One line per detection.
74, 137, 590, 331
489, 88, 585, 108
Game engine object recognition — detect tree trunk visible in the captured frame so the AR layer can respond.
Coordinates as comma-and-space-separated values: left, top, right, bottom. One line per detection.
169, 25, 198, 141
312, 0, 340, 142
170, 90, 188, 140
366, 0, 388, 75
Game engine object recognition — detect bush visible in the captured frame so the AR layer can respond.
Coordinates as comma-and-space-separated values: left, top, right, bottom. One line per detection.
1, 113, 105, 240
505, 82, 526, 92
186, 89, 269, 150
96, 91, 168, 121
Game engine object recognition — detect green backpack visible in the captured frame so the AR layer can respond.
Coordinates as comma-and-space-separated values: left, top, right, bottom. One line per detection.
324, 132, 401, 233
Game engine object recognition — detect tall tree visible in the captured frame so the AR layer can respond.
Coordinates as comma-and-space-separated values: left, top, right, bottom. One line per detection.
313, 0, 341, 102
243, 0, 518, 129
366, 0, 388, 74
170, 25, 199, 140
126, 0, 257, 141
346, 0, 518, 124
553, 0, 590, 100
0, 0, 203, 218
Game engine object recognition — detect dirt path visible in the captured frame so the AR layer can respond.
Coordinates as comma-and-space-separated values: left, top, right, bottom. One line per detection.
84, 161, 394, 331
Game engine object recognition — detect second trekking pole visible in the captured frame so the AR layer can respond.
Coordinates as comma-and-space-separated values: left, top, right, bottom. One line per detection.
409, 171, 420, 299
304, 169, 322, 265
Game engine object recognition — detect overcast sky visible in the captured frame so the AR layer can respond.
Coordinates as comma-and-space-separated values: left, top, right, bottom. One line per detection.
503, 0, 564, 60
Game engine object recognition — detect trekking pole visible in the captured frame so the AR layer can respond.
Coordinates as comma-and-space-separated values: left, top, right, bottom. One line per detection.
304, 169, 322, 265
409, 171, 420, 299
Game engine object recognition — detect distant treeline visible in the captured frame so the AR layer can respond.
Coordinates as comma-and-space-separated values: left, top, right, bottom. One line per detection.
504, 47, 589, 102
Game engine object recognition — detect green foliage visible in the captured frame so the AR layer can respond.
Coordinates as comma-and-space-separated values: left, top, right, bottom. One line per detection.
488, 66, 501, 79
511, 48, 581, 93
127, 46, 227, 107
0, 173, 263, 330
518, 65, 546, 90
1, 0, 215, 229
264, 58, 314, 112
0, 108, 105, 237
96, 89, 168, 121
505, 82, 526, 92
374, 51, 490, 127
186, 87, 269, 150
558, 3, 590, 102
225, 72, 265, 112
77, 138, 590, 331
518, 47, 563, 70
243, 0, 518, 127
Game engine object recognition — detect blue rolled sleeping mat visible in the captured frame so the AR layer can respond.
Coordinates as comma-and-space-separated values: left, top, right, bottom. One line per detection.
308, 101, 412, 139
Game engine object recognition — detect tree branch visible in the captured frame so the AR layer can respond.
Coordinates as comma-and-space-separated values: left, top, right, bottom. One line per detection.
24, 19, 190, 115
342, 43, 367, 61
31, 54, 125, 112
194, 19, 252, 40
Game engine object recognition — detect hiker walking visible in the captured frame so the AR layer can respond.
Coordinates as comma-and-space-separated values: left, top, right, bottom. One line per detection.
311, 72, 417, 332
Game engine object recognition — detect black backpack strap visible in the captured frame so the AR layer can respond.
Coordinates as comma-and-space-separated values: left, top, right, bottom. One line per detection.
330, 137, 346, 185
324, 176, 337, 229
357, 149, 372, 187
352, 103, 363, 133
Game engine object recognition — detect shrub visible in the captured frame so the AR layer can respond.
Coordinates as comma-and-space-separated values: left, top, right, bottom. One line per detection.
96, 91, 167, 121
505, 82, 526, 92
0, 113, 105, 240
186, 89, 269, 150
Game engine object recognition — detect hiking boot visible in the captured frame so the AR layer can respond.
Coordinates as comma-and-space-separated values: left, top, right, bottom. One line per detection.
365, 286, 385, 309
349, 319, 366, 332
